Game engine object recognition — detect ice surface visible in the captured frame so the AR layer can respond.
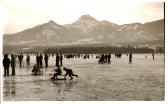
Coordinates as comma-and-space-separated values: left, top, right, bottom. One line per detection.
3, 54, 164, 101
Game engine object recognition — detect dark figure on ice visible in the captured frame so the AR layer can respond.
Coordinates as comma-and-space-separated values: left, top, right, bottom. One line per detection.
146, 56, 147, 58
60, 54, 63, 66
152, 52, 154, 60
51, 66, 62, 79
11, 54, 16, 75
18, 53, 24, 67
44, 54, 49, 68
26, 54, 30, 66
104, 54, 108, 63
56, 54, 59, 66
63, 67, 78, 80
129, 53, 132, 64
36, 54, 39, 67
32, 64, 42, 75
3, 54, 10, 76
107, 53, 111, 64
115, 53, 122, 58
39, 54, 43, 66
98, 54, 105, 64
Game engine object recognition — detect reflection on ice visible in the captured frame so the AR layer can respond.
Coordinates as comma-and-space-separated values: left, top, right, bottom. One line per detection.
4, 76, 16, 96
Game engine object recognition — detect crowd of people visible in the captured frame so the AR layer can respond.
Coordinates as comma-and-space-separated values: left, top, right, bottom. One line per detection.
3, 52, 155, 77
2, 53, 78, 79
98, 54, 111, 64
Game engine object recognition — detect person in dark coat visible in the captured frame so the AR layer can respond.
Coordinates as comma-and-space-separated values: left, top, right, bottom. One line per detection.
26, 54, 30, 66
60, 54, 63, 66
107, 53, 111, 64
63, 67, 78, 80
51, 66, 62, 79
36, 54, 39, 67
98, 54, 104, 63
56, 54, 59, 67
129, 53, 132, 64
3, 54, 10, 76
44, 54, 49, 68
152, 52, 154, 60
32, 64, 41, 75
18, 53, 24, 67
11, 54, 16, 75
104, 54, 108, 63
39, 53, 43, 66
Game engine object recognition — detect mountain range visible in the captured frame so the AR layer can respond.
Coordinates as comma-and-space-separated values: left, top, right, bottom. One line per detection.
3, 15, 164, 50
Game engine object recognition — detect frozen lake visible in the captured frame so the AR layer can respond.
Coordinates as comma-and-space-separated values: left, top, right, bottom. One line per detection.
3, 54, 164, 101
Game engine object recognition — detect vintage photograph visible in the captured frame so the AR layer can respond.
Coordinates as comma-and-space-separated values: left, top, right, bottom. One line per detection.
2, 1, 164, 101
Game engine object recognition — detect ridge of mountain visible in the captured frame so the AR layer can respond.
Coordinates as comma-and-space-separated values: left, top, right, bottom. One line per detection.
3, 15, 164, 50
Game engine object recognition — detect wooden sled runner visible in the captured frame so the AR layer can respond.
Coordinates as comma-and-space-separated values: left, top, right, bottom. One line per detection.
49, 74, 67, 80
31, 71, 43, 76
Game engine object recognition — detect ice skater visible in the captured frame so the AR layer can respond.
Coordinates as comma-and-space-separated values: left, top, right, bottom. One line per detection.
63, 67, 78, 80
26, 54, 30, 66
11, 54, 16, 75
3, 54, 10, 76
44, 54, 49, 68
18, 53, 24, 67
129, 53, 132, 64
152, 52, 154, 60
56, 54, 59, 66
51, 66, 62, 79
32, 64, 42, 75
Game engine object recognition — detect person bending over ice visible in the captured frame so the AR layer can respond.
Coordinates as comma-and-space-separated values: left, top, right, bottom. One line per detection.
51, 66, 62, 79
63, 67, 78, 80
32, 64, 41, 75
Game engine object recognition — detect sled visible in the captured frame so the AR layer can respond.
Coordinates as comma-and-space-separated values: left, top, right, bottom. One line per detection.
31, 70, 43, 76
50, 75, 67, 80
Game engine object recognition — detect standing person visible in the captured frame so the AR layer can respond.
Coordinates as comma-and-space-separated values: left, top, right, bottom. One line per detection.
104, 54, 108, 63
56, 54, 59, 67
129, 53, 132, 64
107, 53, 111, 64
152, 52, 154, 60
39, 53, 43, 66
18, 53, 24, 68
18, 54, 21, 67
60, 54, 63, 66
98, 54, 104, 63
3, 54, 10, 76
44, 54, 49, 68
11, 54, 16, 75
26, 54, 30, 66
36, 54, 39, 67
21, 53, 24, 66
63, 67, 78, 80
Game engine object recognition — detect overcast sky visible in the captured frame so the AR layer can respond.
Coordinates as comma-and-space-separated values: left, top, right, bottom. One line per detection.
1, 0, 164, 34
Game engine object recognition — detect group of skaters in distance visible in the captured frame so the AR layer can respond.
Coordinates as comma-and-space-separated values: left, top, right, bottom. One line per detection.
98, 53, 133, 64
98, 53, 111, 64
3, 52, 155, 77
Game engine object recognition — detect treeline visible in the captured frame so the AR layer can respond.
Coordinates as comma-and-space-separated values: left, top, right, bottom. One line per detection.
4, 45, 164, 54
44, 46, 156, 54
